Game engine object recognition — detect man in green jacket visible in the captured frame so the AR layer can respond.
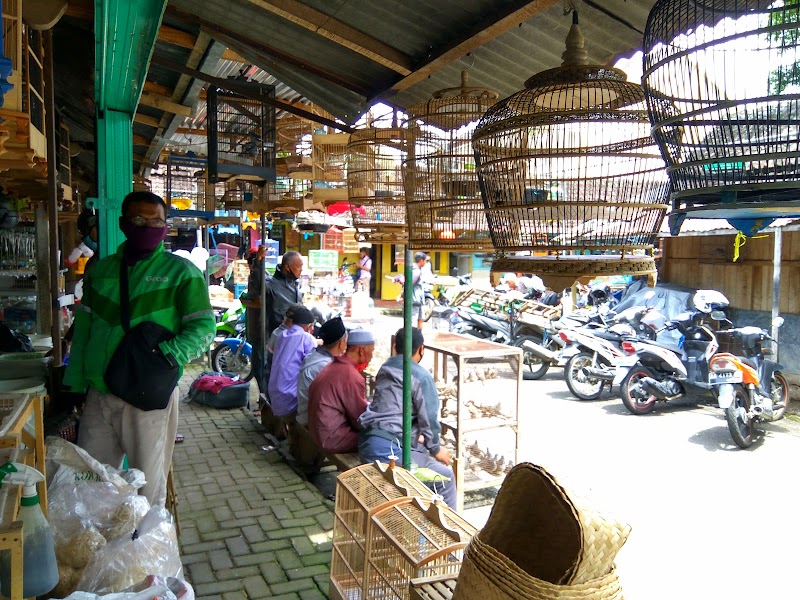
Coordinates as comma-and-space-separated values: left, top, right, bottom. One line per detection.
64, 191, 215, 507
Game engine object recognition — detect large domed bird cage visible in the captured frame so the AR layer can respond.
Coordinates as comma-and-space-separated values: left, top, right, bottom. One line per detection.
473, 12, 670, 289
403, 72, 497, 251
347, 124, 409, 243
643, 1, 800, 236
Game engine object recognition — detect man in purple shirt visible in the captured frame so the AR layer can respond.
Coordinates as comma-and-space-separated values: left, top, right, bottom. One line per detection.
268, 305, 317, 418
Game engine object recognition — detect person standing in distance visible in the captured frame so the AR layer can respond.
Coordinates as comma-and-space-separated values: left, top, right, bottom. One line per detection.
356, 247, 372, 294
411, 252, 428, 329
64, 191, 215, 507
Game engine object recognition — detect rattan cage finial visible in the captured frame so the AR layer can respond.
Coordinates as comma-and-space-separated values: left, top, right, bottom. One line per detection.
561, 10, 588, 67
403, 73, 498, 252
472, 13, 669, 288
642, 0, 800, 235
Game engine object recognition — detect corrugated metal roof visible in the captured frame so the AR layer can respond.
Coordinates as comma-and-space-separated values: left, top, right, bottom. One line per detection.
162, 0, 659, 124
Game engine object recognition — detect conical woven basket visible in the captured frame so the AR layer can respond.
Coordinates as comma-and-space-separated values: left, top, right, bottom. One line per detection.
452, 463, 630, 600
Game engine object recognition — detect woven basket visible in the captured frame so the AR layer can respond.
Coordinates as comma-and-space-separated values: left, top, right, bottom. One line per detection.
454, 537, 623, 600
452, 463, 630, 600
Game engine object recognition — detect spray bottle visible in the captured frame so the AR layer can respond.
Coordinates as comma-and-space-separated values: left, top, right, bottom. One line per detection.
0, 461, 58, 597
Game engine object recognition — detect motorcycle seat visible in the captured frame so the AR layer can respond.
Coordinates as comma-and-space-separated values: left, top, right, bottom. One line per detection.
642, 339, 684, 355
591, 330, 623, 342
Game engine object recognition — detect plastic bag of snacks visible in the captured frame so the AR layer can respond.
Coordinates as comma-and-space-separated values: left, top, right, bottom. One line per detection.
58, 575, 194, 600
77, 508, 183, 593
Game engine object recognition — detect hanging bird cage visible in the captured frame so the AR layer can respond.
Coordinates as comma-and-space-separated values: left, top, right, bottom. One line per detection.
277, 113, 316, 179
330, 461, 434, 600
403, 73, 498, 252
313, 132, 351, 204
207, 82, 277, 184
363, 497, 477, 600
472, 12, 669, 288
347, 126, 409, 243
160, 153, 208, 212
642, 0, 800, 235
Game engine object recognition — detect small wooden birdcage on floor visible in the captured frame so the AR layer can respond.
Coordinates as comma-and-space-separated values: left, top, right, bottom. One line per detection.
362, 497, 477, 600
347, 126, 409, 243
330, 461, 434, 600
642, 0, 800, 235
403, 72, 497, 252
313, 133, 351, 204
472, 11, 669, 288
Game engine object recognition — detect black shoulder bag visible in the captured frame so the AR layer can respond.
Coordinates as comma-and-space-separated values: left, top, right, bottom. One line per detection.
104, 260, 180, 410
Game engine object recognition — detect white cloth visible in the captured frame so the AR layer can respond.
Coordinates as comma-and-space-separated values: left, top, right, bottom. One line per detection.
78, 387, 179, 507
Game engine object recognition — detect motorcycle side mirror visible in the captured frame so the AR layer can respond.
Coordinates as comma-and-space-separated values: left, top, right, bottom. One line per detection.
772, 316, 785, 328
710, 309, 728, 322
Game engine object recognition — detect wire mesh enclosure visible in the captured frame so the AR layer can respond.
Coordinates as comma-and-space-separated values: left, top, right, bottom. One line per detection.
330, 462, 433, 600
403, 73, 497, 252
347, 126, 409, 243
643, 0, 800, 230
150, 153, 208, 212
313, 133, 351, 204
363, 497, 477, 600
207, 82, 277, 184
473, 12, 669, 281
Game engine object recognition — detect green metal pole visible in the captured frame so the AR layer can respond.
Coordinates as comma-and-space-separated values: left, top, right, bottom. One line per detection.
94, 0, 168, 257
402, 248, 413, 470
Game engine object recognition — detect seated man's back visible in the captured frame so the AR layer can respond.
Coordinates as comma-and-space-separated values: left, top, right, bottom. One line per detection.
307, 329, 375, 454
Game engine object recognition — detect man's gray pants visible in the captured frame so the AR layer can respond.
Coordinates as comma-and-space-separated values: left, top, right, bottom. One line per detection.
78, 387, 179, 507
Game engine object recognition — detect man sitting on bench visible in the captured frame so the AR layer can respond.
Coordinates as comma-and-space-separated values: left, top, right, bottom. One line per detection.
358, 327, 456, 509
307, 329, 375, 454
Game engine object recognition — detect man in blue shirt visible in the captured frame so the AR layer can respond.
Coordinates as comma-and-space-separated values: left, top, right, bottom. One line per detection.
358, 327, 455, 509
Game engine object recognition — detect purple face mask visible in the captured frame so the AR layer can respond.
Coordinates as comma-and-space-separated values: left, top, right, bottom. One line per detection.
119, 218, 167, 263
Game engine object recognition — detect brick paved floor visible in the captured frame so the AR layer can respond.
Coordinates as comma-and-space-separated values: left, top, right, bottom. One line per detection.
173, 365, 334, 600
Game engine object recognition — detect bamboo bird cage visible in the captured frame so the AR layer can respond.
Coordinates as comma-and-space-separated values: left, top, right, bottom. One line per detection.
347, 125, 409, 243
403, 72, 498, 252
363, 497, 477, 600
313, 132, 351, 204
330, 461, 434, 600
472, 12, 669, 289
150, 153, 208, 212
642, 0, 800, 235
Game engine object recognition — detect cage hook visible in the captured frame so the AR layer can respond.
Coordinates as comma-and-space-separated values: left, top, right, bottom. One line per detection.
563, 0, 575, 16
388, 438, 401, 463
430, 475, 446, 503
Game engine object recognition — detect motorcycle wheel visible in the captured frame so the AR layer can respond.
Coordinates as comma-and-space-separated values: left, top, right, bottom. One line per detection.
211, 343, 253, 381
771, 372, 790, 420
511, 335, 550, 381
620, 367, 658, 415
422, 297, 436, 322
564, 352, 606, 401
725, 384, 753, 449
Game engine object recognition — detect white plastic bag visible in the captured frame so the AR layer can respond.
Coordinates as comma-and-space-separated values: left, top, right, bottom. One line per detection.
58, 576, 194, 600
46, 436, 146, 493
77, 508, 183, 593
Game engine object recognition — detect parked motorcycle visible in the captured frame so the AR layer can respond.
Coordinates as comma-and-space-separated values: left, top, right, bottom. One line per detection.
710, 319, 789, 448
559, 304, 664, 401
211, 315, 253, 380
214, 300, 245, 343
613, 290, 730, 415
386, 274, 438, 321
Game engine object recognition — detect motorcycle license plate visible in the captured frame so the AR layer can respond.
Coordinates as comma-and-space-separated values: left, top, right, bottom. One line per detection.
717, 385, 735, 409
710, 371, 742, 384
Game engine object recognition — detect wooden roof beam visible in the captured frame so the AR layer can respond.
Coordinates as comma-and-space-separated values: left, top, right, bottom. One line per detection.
243, 0, 413, 75
133, 112, 162, 128
143, 80, 172, 97
138, 93, 193, 117
389, 0, 561, 93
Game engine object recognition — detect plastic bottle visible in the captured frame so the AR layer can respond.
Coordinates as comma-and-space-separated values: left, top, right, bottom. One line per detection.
0, 461, 58, 597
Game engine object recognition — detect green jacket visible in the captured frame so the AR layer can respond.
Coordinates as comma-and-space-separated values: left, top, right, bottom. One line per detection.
63, 241, 216, 394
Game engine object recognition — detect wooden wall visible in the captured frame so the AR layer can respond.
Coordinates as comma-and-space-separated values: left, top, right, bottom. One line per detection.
661, 230, 800, 314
